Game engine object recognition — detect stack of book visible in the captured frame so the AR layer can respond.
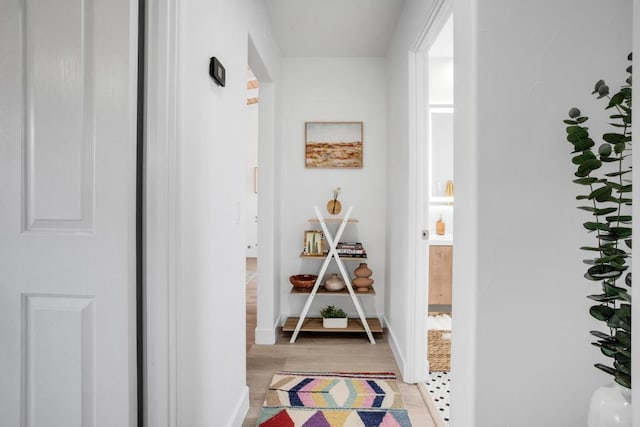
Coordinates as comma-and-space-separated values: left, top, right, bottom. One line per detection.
335, 242, 367, 258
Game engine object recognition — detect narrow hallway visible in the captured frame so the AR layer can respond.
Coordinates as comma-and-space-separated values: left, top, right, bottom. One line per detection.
243, 258, 438, 426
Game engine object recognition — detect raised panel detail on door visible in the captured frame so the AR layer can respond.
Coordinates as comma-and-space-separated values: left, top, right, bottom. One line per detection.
429, 245, 452, 306
23, 294, 95, 427
24, 0, 95, 232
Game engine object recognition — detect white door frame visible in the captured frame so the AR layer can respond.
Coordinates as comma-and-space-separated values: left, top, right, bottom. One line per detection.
406, 0, 452, 384
248, 36, 280, 345
144, 0, 179, 425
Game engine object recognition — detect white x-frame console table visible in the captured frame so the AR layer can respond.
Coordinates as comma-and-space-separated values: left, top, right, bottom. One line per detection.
288, 206, 378, 344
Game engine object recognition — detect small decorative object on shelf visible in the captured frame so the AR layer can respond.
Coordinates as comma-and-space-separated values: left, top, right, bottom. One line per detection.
324, 273, 346, 291
445, 180, 454, 197
436, 215, 445, 235
320, 305, 348, 328
289, 274, 318, 290
335, 241, 367, 258
353, 263, 374, 292
303, 230, 324, 255
326, 187, 342, 215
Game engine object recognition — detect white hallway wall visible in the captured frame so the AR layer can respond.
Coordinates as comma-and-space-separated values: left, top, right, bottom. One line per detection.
171, 0, 280, 425
278, 57, 387, 321
388, 0, 633, 425
468, 1, 631, 425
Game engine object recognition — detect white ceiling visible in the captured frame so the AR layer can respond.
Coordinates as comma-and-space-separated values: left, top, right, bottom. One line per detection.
264, 0, 406, 57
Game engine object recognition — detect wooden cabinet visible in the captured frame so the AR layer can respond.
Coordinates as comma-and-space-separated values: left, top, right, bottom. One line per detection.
429, 245, 452, 306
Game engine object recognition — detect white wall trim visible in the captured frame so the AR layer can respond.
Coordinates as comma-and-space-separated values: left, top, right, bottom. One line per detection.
450, 0, 478, 425
384, 317, 407, 378
405, 0, 451, 386
254, 314, 280, 345
144, 0, 179, 425
230, 386, 250, 427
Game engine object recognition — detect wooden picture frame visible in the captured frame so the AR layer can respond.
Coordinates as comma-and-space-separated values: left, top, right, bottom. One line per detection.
303, 230, 324, 255
305, 122, 363, 168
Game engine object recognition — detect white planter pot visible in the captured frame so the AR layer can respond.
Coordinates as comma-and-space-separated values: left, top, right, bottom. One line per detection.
323, 317, 348, 328
587, 383, 632, 427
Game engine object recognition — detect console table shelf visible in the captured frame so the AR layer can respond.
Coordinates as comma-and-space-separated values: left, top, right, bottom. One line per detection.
290, 286, 376, 295
288, 206, 377, 344
299, 253, 368, 261
283, 317, 383, 333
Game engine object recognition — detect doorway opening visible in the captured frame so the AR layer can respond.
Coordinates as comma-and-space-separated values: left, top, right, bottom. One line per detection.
407, 1, 454, 424
246, 65, 259, 351
424, 13, 453, 424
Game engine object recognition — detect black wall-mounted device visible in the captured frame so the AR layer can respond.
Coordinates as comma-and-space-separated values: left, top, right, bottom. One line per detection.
209, 57, 226, 87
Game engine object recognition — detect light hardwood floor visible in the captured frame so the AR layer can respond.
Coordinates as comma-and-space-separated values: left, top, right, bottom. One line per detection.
243, 258, 437, 427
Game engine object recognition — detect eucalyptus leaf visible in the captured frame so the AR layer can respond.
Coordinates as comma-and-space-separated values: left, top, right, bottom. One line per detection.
572, 138, 596, 153
587, 294, 618, 302
614, 350, 632, 362
615, 331, 632, 347
566, 125, 584, 134
588, 186, 612, 201
590, 305, 614, 321
606, 215, 632, 223
609, 92, 626, 107
573, 177, 599, 185
600, 345, 618, 357
608, 227, 632, 238
567, 129, 590, 142
583, 222, 609, 231
614, 361, 631, 376
604, 170, 632, 177
604, 283, 630, 297
615, 373, 632, 389
585, 264, 623, 280
590, 330, 615, 341
594, 363, 617, 376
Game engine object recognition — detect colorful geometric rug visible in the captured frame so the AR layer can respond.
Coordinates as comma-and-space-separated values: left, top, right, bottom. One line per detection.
257, 371, 412, 426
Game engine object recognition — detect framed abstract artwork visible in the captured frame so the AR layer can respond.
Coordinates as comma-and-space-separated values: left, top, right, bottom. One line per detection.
305, 122, 363, 168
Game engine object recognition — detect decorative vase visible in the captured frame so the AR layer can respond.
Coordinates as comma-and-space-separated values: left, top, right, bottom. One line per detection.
353, 263, 373, 292
352, 277, 374, 292
354, 263, 372, 278
587, 383, 632, 427
326, 199, 342, 215
324, 273, 345, 291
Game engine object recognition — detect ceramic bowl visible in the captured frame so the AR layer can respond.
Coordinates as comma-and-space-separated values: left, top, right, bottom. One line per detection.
289, 274, 318, 289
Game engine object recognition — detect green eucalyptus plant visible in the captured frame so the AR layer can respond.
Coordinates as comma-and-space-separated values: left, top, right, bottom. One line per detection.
564, 53, 632, 389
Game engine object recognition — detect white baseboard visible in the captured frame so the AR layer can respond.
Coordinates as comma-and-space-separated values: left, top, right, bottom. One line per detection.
230, 385, 250, 427
418, 383, 446, 427
254, 315, 281, 345
384, 316, 407, 380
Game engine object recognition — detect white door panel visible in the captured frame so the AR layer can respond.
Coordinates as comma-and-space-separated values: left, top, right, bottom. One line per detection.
0, 0, 138, 425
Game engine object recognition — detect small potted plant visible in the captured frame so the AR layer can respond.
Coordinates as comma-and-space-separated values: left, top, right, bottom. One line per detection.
320, 305, 347, 328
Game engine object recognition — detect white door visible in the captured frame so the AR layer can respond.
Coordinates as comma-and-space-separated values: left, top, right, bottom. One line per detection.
0, 0, 138, 426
